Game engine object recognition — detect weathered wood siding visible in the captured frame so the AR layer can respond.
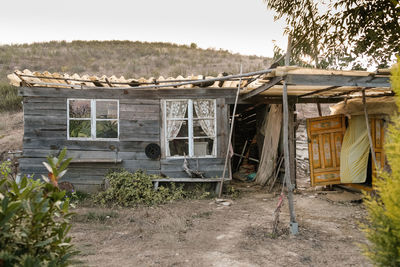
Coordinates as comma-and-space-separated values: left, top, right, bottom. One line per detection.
21, 97, 161, 190
19, 87, 231, 190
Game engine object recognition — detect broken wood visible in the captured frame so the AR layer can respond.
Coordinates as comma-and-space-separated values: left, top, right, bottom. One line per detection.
182, 156, 205, 178
255, 104, 283, 185
268, 155, 284, 192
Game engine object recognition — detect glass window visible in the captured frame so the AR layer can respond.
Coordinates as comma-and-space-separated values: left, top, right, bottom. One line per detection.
165, 99, 216, 158
68, 99, 119, 140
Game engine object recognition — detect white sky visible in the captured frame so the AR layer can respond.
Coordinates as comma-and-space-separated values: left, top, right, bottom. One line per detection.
0, 0, 287, 57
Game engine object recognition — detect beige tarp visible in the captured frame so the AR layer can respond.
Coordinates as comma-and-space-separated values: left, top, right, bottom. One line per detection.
330, 97, 397, 117
340, 115, 370, 183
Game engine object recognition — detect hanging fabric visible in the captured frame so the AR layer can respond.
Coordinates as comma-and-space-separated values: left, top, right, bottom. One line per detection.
193, 100, 215, 138
340, 115, 370, 183
166, 101, 188, 139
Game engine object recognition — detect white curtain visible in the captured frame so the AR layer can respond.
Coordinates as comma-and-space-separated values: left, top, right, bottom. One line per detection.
193, 100, 215, 139
166, 101, 188, 139
340, 115, 370, 183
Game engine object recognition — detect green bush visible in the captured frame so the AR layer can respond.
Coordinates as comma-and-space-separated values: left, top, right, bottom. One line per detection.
94, 169, 186, 206
0, 83, 22, 112
361, 60, 400, 266
0, 161, 77, 266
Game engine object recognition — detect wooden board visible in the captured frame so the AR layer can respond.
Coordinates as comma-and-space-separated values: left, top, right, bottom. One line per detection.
371, 118, 386, 187
19, 87, 237, 99
255, 104, 282, 185
307, 115, 346, 186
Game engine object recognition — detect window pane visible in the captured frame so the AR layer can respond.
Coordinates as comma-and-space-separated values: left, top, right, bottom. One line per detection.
193, 119, 215, 138
166, 101, 188, 119
167, 120, 188, 139
69, 120, 91, 138
193, 99, 215, 118
194, 138, 214, 156
96, 101, 118, 119
96, 120, 118, 138
69, 100, 91, 118
168, 139, 189, 157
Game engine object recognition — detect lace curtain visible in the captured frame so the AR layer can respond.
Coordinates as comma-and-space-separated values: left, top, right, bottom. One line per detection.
193, 100, 215, 139
166, 101, 188, 139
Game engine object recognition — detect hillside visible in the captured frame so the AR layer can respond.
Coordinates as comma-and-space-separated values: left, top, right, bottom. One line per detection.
0, 40, 271, 83
0, 40, 271, 159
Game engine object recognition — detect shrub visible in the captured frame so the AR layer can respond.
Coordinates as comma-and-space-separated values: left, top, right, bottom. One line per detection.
0, 83, 22, 112
94, 169, 186, 206
361, 60, 400, 266
0, 162, 77, 266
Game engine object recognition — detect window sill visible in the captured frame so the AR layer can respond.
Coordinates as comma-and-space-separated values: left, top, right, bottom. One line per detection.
67, 138, 119, 141
165, 156, 217, 159
70, 158, 122, 163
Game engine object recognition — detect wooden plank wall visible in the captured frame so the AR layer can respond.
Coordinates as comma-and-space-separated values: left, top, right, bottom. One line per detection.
20, 97, 161, 189
20, 89, 230, 190
159, 98, 228, 178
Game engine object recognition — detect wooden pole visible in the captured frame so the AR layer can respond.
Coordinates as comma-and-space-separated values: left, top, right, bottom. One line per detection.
219, 65, 243, 197
362, 90, 378, 169
317, 103, 322, 116
288, 101, 297, 187
282, 35, 298, 235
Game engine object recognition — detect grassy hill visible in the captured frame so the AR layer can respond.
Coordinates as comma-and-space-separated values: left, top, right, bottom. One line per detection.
0, 40, 271, 112
0, 40, 271, 82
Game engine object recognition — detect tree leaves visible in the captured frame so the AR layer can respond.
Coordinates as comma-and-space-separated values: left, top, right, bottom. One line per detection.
265, 0, 400, 68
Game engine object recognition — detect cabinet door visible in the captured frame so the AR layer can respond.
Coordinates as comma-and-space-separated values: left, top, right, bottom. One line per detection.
307, 115, 346, 186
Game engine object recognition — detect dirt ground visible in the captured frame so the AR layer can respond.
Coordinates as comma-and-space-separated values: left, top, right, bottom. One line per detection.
70, 182, 370, 267
0, 109, 372, 266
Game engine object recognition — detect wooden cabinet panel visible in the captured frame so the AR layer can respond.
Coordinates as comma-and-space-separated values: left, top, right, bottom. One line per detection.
307, 115, 346, 186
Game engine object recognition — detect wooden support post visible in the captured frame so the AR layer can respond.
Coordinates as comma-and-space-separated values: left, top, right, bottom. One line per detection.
317, 103, 322, 116
219, 65, 243, 197
282, 36, 298, 235
288, 100, 297, 187
362, 90, 378, 168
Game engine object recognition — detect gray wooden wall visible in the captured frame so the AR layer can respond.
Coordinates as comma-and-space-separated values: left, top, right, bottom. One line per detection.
19, 87, 232, 191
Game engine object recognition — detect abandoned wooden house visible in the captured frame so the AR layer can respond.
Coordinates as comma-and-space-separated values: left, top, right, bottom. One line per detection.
8, 66, 393, 192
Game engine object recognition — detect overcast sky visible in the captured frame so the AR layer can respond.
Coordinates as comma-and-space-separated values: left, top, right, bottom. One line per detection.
0, 0, 287, 57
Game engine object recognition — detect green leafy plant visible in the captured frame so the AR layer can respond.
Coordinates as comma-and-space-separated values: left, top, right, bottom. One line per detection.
94, 169, 186, 206
0, 156, 77, 266
42, 147, 72, 187
361, 60, 400, 266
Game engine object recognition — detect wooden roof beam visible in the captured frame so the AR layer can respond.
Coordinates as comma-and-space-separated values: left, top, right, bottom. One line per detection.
298, 86, 341, 98
285, 74, 390, 88
240, 76, 283, 100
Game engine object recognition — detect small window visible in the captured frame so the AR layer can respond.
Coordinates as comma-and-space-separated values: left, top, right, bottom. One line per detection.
68, 99, 119, 140
164, 99, 216, 158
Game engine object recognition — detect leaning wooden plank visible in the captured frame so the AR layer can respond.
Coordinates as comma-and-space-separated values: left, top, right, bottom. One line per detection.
240, 76, 283, 100
255, 104, 282, 185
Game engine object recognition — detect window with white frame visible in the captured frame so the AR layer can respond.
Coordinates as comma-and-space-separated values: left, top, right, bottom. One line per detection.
164, 99, 216, 158
68, 99, 119, 140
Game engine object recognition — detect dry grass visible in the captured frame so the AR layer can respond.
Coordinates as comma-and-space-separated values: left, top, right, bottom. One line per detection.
0, 40, 271, 84
0, 112, 23, 160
